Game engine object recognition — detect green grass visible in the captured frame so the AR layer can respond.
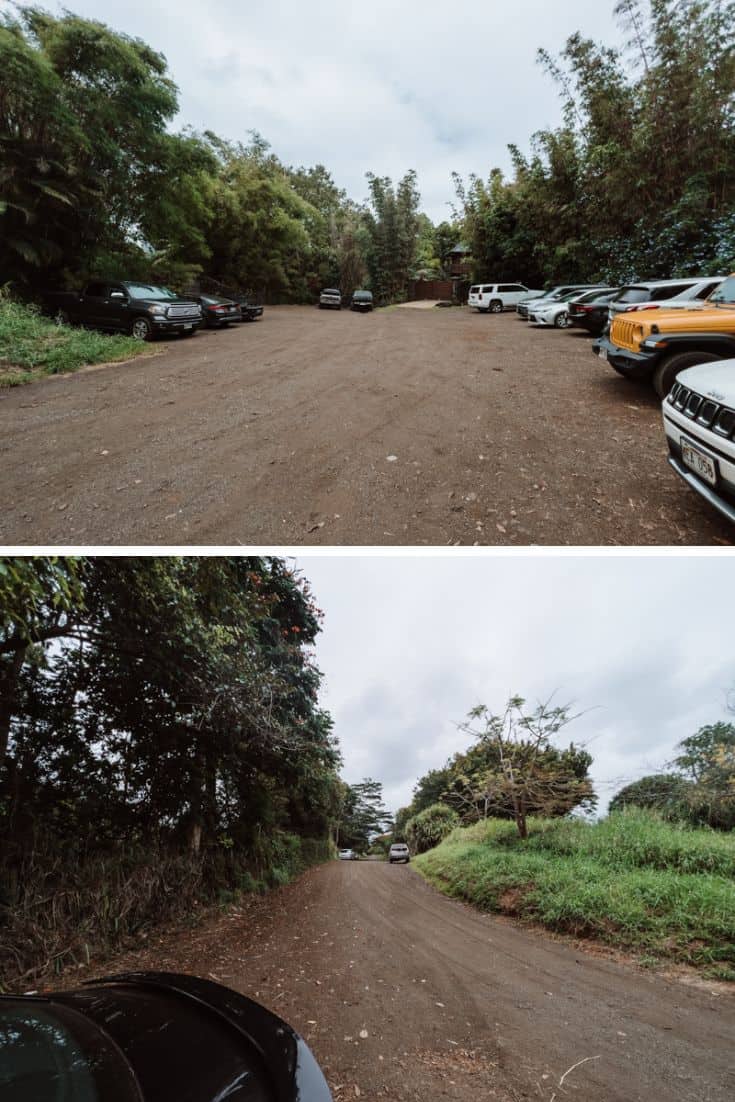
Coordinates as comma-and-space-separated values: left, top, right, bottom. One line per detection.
0, 296, 152, 386
414, 810, 735, 974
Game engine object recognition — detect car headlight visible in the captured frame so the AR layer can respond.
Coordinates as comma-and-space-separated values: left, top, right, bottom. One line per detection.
148, 304, 166, 315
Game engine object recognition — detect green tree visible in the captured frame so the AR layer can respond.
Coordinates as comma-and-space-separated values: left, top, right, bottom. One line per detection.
405, 803, 459, 854
336, 778, 393, 852
454, 696, 596, 839
0, 7, 182, 288
608, 773, 692, 817
364, 170, 421, 303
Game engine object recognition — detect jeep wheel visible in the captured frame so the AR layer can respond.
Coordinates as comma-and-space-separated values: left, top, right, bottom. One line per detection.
131, 316, 153, 341
653, 351, 721, 398
489, 299, 503, 314
554, 311, 570, 329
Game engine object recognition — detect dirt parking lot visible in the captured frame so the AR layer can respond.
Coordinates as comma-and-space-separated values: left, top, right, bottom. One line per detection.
1, 305, 732, 545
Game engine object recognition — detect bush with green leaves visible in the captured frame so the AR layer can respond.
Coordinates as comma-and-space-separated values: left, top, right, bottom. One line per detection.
405, 803, 459, 854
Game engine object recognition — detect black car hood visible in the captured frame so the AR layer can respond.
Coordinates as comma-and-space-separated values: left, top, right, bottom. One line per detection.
134, 296, 199, 307
85, 972, 332, 1102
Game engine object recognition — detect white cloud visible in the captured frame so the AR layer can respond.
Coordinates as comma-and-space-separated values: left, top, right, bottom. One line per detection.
297, 555, 735, 815
33, 0, 623, 219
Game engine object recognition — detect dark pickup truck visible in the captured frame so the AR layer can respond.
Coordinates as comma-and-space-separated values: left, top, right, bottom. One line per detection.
45, 281, 203, 341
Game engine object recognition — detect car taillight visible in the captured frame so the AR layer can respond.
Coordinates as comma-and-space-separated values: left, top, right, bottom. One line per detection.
212, 304, 227, 311
638, 305, 660, 310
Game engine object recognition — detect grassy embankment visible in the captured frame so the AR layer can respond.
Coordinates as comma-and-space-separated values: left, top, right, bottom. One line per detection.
414, 810, 735, 978
0, 296, 152, 386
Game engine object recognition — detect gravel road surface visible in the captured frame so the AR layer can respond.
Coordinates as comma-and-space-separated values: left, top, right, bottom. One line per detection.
60, 861, 735, 1102
1, 307, 731, 545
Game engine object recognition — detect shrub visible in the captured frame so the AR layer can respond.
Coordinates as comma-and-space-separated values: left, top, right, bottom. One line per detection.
405, 804, 460, 854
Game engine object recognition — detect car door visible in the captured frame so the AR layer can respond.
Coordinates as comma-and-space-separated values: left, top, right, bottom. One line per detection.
481, 285, 494, 309
500, 284, 527, 308
105, 284, 131, 331
81, 281, 108, 327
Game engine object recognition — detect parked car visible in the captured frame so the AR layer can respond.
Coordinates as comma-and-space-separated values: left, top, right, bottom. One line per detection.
468, 283, 543, 313
594, 271, 735, 397
516, 285, 602, 320
319, 288, 342, 310
528, 286, 613, 329
388, 843, 410, 864
0, 971, 332, 1102
351, 290, 374, 312
196, 294, 241, 329
568, 289, 621, 336
338, 848, 357, 860
232, 297, 264, 322
607, 277, 725, 320
662, 360, 735, 523
44, 281, 202, 341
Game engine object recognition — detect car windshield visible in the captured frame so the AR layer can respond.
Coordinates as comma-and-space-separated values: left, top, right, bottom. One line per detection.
125, 284, 177, 300
710, 275, 735, 305
354, 292, 372, 301
322, 289, 340, 296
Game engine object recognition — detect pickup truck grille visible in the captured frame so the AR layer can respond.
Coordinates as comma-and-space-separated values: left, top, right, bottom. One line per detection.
668, 382, 735, 438
167, 305, 200, 319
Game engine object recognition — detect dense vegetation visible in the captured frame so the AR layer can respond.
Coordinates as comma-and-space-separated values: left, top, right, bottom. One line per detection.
0, 295, 150, 386
454, 0, 735, 284
415, 811, 735, 977
0, 6, 423, 304
5, 2, 731, 310
0, 556, 342, 987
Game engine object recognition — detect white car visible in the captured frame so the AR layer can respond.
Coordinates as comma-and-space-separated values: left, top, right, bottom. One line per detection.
338, 848, 357, 860
388, 843, 410, 864
467, 283, 543, 313
662, 359, 735, 523
517, 284, 603, 320
319, 288, 342, 310
529, 287, 612, 329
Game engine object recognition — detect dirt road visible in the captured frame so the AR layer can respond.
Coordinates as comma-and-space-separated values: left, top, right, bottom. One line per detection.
68, 861, 734, 1101
1, 307, 731, 545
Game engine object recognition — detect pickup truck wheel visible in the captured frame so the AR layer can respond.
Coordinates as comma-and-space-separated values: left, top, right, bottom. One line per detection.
554, 311, 570, 329
130, 316, 153, 341
653, 351, 721, 398
489, 299, 503, 314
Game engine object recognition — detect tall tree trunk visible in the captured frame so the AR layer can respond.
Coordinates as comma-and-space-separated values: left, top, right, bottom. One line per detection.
0, 645, 27, 773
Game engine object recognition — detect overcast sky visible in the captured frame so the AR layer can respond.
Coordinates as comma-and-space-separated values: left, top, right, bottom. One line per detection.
294, 555, 734, 817
35, 0, 623, 221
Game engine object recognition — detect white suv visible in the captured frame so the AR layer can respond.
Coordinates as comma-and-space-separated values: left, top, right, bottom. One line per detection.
388, 843, 410, 864
663, 359, 735, 523
468, 283, 542, 313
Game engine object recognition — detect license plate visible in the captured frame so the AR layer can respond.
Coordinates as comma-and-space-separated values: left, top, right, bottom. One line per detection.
681, 439, 717, 486
183, 323, 192, 330
598, 347, 608, 362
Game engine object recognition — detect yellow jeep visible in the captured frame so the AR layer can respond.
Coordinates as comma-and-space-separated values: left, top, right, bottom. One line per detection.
595, 274, 735, 397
